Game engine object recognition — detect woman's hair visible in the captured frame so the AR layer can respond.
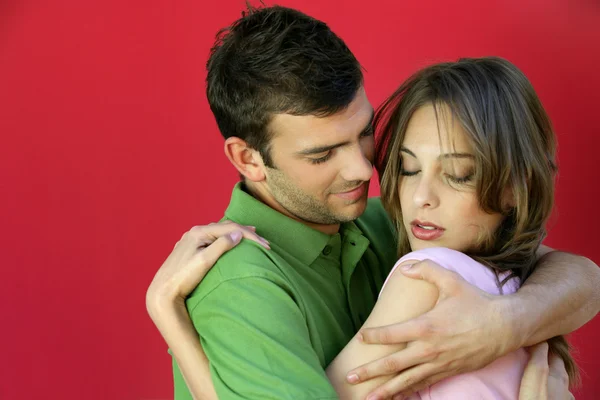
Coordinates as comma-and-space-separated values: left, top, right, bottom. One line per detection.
374, 57, 577, 384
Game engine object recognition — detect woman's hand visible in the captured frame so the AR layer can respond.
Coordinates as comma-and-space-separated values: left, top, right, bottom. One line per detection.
519, 342, 574, 400
145, 221, 269, 400
146, 221, 270, 315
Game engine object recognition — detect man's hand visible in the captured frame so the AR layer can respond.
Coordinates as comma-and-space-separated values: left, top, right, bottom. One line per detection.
346, 260, 518, 398
146, 221, 269, 317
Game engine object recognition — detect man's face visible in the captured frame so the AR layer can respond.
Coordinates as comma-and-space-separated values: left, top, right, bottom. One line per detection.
263, 88, 375, 225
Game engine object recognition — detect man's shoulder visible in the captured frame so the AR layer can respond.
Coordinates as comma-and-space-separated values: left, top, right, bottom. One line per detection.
357, 196, 395, 238
186, 239, 290, 307
355, 197, 398, 277
361, 196, 386, 218
214, 238, 280, 278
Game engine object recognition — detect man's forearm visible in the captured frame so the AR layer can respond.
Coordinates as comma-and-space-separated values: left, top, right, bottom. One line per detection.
509, 250, 600, 348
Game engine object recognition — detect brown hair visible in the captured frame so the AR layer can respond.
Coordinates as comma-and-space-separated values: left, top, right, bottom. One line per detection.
206, 5, 362, 167
374, 57, 577, 384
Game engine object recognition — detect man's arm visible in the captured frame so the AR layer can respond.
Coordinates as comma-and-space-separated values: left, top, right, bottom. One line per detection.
343, 250, 599, 397
511, 247, 600, 348
183, 274, 339, 400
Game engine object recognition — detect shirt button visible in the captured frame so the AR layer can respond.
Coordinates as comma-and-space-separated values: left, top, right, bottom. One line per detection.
322, 245, 332, 255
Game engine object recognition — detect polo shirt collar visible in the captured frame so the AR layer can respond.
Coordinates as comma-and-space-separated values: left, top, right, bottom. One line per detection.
223, 183, 334, 266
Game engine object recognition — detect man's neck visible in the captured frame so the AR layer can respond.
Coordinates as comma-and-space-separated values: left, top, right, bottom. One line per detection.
243, 180, 340, 235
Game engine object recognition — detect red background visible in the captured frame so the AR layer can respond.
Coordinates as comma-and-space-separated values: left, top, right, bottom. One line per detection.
1, 1, 598, 399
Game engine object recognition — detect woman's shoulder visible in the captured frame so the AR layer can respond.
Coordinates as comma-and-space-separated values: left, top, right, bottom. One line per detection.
394, 247, 520, 295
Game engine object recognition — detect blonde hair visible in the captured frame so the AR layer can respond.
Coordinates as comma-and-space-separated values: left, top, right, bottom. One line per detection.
374, 57, 577, 384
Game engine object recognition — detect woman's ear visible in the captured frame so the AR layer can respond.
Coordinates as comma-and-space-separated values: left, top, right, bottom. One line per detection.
502, 185, 517, 210
223, 137, 266, 182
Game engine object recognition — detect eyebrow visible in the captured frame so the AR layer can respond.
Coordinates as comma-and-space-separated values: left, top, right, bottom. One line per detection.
296, 111, 375, 156
400, 146, 474, 159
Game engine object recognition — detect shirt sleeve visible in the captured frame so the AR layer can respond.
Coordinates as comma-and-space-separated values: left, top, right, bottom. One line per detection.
178, 276, 339, 400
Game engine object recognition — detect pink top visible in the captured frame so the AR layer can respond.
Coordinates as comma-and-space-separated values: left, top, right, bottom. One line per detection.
381, 247, 528, 400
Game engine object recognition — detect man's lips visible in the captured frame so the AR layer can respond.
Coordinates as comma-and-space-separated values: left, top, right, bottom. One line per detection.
333, 183, 367, 201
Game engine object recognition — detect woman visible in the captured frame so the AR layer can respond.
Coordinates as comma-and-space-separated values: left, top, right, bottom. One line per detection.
325, 56, 577, 398
147, 57, 576, 399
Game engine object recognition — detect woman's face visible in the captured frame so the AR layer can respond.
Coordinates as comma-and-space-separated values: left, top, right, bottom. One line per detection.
399, 103, 505, 253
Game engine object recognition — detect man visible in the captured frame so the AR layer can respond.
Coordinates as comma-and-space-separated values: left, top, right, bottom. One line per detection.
148, 5, 599, 399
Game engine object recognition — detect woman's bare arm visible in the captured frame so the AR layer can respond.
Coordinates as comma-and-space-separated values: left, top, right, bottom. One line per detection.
146, 222, 269, 400
326, 260, 438, 399
150, 301, 218, 400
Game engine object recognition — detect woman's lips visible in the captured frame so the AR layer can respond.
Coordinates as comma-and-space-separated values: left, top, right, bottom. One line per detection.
410, 220, 445, 241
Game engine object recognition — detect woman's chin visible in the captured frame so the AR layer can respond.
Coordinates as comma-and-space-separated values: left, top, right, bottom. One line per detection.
409, 240, 439, 251
409, 239, 465, 253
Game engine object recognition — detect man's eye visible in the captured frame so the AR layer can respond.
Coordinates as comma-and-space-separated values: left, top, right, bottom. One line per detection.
309, 152, 332, 164
360, 125, 374, 138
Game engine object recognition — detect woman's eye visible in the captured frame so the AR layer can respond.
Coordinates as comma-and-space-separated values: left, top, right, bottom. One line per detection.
446, 173, 474, 184
400, 169, 420, 176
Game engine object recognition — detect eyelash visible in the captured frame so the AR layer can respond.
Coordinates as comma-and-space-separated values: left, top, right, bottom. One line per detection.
400, 169, 419, 176
309, 153, 333, 164
447, 173, 474, 184
309, 126, 373, 165
360, 126, 374, 138
400, 169, 474, 184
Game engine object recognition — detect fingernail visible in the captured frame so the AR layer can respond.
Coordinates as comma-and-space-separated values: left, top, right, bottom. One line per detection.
247, 226, 257, 231
346, 373, 359, 383
230, 231, 242, 242
356, 332, 364, 342
366, 395, 381, 400
401, 263, 413, 271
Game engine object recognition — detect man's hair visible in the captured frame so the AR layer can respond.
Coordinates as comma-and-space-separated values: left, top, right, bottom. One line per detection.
206, 4, 363, 167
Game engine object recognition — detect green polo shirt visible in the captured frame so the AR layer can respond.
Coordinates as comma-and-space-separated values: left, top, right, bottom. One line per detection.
173, 183, 398, 400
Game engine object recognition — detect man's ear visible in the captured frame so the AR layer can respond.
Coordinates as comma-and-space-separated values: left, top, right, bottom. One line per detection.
223, 137, 266, 182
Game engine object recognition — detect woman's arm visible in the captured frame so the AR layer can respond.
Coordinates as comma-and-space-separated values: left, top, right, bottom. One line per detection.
146, 222, 270, 400
150, 300, 217, 400
344, 249, 598, 397
326, 259, 439, 399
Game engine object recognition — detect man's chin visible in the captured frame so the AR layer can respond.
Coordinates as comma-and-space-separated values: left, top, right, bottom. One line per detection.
333, 196, 368, 221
